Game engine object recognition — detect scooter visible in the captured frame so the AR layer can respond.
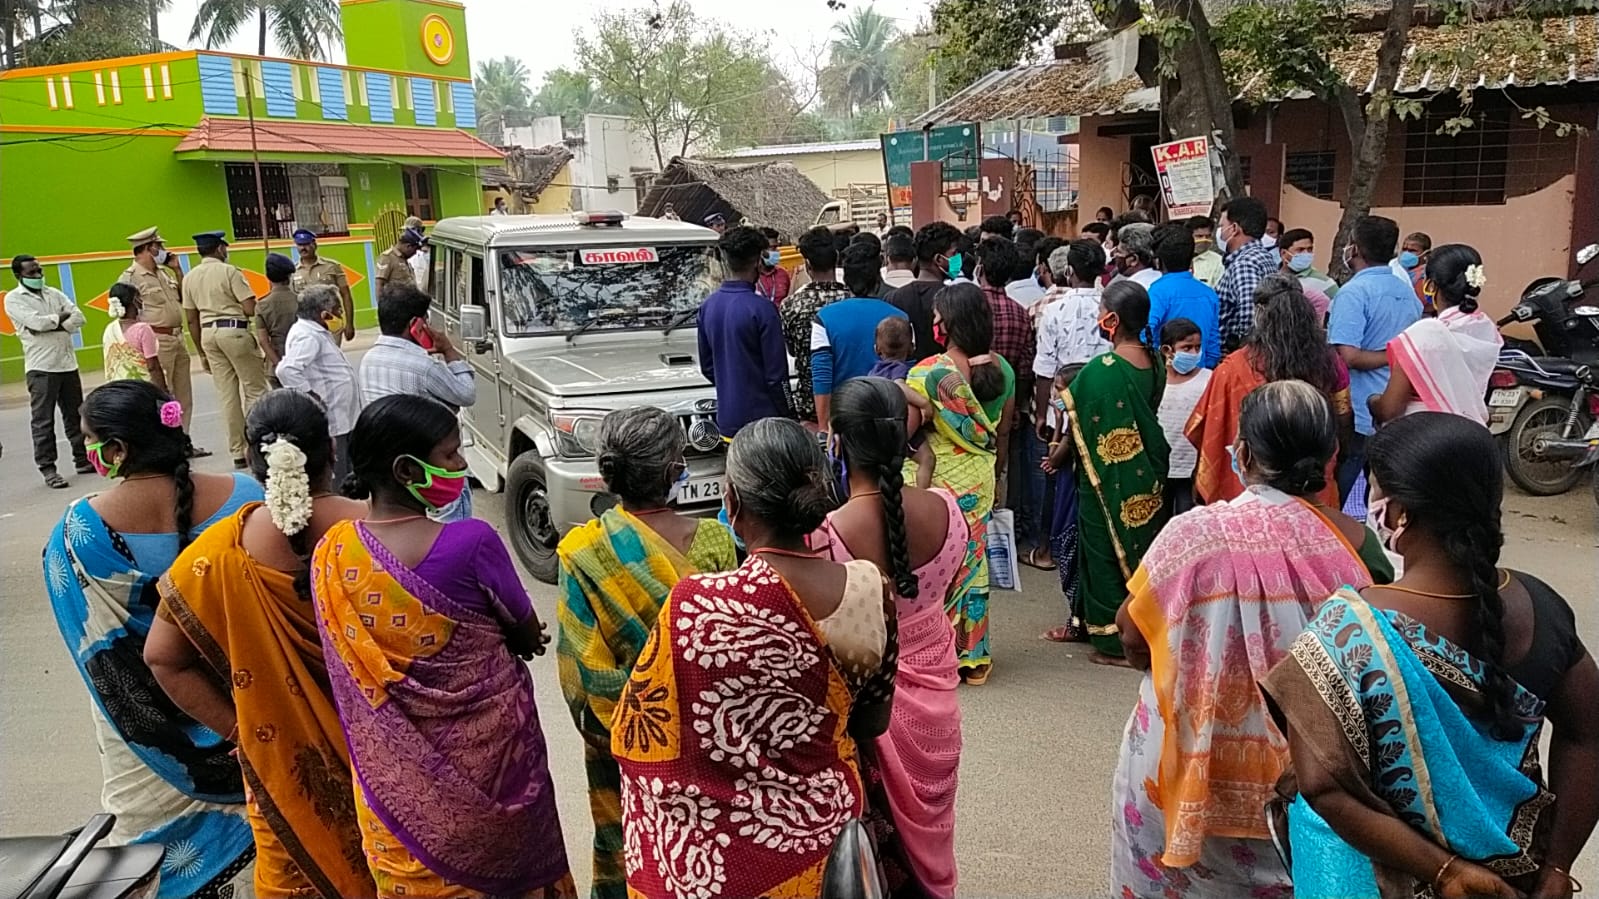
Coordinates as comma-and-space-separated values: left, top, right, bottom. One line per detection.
0, 815, 163, 899
1485, 245, 1599, 495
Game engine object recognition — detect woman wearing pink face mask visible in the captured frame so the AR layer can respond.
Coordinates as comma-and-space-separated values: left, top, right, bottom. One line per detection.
311, 394, 573, 899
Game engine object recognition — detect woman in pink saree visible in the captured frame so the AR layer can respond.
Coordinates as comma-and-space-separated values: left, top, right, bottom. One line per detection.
813, 377, 966, 898
1371, 244, 1502, 426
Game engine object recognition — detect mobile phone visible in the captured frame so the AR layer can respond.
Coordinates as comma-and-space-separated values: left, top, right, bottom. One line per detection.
409, 319, 435, 352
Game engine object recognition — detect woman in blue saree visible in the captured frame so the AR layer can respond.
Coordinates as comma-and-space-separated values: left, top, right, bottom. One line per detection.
44, 380, 259, 898
1263, 413, 1599, 899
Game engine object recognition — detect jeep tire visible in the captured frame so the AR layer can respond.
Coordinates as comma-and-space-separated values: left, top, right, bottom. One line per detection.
506, 450, 561, 584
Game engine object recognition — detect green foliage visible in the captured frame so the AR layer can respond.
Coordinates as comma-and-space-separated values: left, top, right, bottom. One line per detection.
188, 0, 340, 58
820, 6, 896, 115
5, 0, 172, 67
1213, 0, 1352, 99
529, 68, 616, 131
930, 0, 1072, 93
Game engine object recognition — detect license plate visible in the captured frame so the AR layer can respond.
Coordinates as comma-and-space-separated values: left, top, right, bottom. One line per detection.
678, 476, 723, 503
1488, 388, 1524, 408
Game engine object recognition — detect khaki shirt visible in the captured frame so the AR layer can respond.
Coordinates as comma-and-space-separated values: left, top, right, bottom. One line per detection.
291, 256, 349, 294
182, 257, 255, 324
118, 261, 183, 329
375, 248, 416, 290
254, 284, 299, 359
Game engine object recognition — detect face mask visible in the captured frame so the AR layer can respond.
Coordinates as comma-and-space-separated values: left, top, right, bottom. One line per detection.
665, 461, 690, 504
324, 313, 346, 334
1050, 396, 1067, 412
1287, 252, 1314, 273
1366, 497, 1407, 553
86, 441, 120, 479
153, 248, 170, 265
1342, 245, 1356, 269
762, 250, 781, 268
1398, 250, 1420, 270
400, 454, 467, 512
1096, 312, 1117, 343
932, 321, 947, 346
1227, 444, 1244, 487
20, 276, 43, 291
1194, 239, 1213, 255
1218, 223, 1235, 248
1261, 234, 1277, 249
944, 253, 963, 279
1171, 350, 1202, 375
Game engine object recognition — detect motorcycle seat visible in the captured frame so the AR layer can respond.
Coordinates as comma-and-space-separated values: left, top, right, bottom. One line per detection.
0, 836, 71, 899
1535, 356, 1591, 377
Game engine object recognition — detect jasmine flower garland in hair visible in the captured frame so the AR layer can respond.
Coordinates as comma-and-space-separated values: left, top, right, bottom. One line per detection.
262, 436, 313, 537
107, 296, 126, 318
1465, 264, 1487, 290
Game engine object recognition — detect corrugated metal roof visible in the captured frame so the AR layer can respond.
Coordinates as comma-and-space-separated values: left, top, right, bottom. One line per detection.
715, 139, 882, 158
915, 12, 1599, 125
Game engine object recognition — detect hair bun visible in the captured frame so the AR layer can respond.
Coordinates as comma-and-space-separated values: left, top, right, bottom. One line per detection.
786, 471, 837, 532
1283, 456, 1327, 496
597, 451, 620, 480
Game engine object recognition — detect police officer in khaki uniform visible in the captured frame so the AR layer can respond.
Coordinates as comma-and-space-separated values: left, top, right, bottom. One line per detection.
290, 228, 356, 344
119, 227, 208, 454
183, 230, 269, 468
374, 227, 422, 298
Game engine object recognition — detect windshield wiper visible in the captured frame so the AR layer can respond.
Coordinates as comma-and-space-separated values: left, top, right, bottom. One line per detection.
662, 306, 699, 336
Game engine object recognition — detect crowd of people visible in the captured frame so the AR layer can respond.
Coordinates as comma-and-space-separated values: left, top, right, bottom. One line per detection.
15, 195, 1599, 899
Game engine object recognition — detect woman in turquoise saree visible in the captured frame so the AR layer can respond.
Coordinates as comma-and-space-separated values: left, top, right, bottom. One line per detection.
1263, 413, 1598, 899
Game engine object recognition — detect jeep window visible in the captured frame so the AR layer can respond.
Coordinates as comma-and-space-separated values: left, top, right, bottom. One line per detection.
434, 249, 455, 311
497, 245, 722, 336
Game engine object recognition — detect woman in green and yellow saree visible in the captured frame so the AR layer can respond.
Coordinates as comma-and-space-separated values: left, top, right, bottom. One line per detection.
1064, 281, 1170, 662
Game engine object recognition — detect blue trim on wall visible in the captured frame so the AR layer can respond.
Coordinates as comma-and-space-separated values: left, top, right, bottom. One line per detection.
197, 54, 238, 116
57, 264, 84, 348
411, 77, 436, 127
363, 242, 376, 309
318, 67, 347, 121
260, 61, 296, 117
365, 73, 393, 124
450, 83, 475, 128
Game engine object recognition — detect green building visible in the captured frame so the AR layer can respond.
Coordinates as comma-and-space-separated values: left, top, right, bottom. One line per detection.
0, 0, 502, 379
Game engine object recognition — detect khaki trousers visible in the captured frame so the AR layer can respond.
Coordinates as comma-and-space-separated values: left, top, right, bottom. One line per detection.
153, 332, 193, 428
201, 327, 270, 459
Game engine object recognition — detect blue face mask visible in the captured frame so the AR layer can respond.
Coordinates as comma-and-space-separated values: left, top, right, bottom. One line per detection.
944, 252, 963, 280
762, 250, 781, 268
1171, 350, 1202, 375
1398, 250, 1420, 270
1228, 443, 1245, 486
1287, 252, 1314, 273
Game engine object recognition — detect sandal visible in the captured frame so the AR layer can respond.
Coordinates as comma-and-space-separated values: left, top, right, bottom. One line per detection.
962, 665, 991, 686
1022, 546, 1055, 570
43, 472, 69, 489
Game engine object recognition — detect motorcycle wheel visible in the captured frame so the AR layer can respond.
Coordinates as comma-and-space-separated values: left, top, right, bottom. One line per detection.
1504, 396, 1585, 496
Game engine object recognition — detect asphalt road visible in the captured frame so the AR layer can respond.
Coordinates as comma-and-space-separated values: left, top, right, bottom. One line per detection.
2, 352, 1595, 897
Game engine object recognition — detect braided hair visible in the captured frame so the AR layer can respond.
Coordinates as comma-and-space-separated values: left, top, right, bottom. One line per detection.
82, 380, 198, 547
1367, 413, 1523, 740
831, 378, 918, 599
246, 390, 333, 600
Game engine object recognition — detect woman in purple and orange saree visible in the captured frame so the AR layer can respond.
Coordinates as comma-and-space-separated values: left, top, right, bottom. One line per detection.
312, 395, 573, 899
613, 418, 898, 899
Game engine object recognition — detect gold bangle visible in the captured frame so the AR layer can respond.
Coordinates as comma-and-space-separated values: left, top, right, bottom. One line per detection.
1433, 854, 1461, 893
1545, 864, 1584, 893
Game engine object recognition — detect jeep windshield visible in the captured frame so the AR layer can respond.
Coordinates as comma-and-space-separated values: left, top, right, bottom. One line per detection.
497, 244, 723, 337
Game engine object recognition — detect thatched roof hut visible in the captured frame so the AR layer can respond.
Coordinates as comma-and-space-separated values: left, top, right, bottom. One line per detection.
637, 157, 830, 242
481, 144, 575, 208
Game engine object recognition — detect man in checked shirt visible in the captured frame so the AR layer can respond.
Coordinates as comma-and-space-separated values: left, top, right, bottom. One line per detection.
1213, 196, 1278, 352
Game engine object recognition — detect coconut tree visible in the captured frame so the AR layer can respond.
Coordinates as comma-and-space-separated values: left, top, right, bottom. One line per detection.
474, 56, 533, 142
821, 5, 896, 115
189, 0, 341, 59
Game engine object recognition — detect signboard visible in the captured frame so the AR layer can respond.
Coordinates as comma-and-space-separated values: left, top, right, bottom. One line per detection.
579, 247, 658, 265
1151, 136, 1217, 217
880, 124, 981, 208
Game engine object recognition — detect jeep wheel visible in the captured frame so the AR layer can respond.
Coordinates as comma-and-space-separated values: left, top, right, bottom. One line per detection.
506, 451, 561, 584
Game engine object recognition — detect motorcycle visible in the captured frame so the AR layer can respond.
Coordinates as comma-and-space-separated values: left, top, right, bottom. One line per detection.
1485, 245, 1599, 495
0, 815, 163, 899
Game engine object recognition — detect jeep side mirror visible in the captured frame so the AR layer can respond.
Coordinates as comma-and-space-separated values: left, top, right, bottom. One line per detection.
460, 305, 487, 343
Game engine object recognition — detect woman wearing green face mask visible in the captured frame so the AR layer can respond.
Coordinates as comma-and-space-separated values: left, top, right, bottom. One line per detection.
313, 394, 573, 899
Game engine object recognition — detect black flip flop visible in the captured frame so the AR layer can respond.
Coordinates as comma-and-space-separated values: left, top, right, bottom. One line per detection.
43, 472, 69, 489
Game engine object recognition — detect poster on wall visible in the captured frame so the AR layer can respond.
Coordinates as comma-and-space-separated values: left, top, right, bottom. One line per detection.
1151, 136, 1216, 216
880, 124, 982, 210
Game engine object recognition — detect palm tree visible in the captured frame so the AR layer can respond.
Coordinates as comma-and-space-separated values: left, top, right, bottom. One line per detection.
474, 56, 532, 142
822, 5, 896, 115
189, 0, 341, 59
530, 67, 608, 131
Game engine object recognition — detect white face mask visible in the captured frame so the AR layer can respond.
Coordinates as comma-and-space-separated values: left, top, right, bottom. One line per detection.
1366, 496, 1407, 553
665, 462, 690, 505
153, 248, 170, 265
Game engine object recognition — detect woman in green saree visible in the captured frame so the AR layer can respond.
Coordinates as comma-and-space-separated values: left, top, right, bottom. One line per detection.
1064, 280, 1170, 663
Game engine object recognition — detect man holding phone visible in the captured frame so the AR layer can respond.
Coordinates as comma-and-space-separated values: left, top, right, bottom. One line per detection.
359, 283, 477, 519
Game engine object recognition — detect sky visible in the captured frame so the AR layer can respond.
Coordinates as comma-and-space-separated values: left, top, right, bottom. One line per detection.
155, 0, 932, 85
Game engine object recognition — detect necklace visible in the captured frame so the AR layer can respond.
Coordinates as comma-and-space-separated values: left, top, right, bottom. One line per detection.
846, 490, 881, 500
752, 546, 824, 560
364, 514, 428, 526
629, 506, 675, 517
121, 474, 166, 483
1378, 569, 1512, 600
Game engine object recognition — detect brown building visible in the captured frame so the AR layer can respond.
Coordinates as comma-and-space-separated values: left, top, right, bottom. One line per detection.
914, 12, 1599, 319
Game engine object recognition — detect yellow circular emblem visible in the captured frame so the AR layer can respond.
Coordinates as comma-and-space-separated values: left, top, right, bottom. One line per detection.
420, 14, 455, 66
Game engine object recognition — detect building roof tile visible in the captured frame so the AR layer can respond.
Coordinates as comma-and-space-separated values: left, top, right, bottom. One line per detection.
173, 117, 504, 160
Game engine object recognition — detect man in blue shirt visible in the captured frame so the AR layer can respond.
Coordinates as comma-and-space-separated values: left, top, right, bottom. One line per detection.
697, 225, 791, 437
811, 242, 907, 425
1146, 224, 1222, 367
1328, 214, 1421, 500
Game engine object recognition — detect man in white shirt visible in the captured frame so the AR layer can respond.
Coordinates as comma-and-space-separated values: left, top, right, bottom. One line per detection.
881, 233, 917, 289
275, 285, 360, 485
5, 255, 91, 487
1113, 223, 1161, 290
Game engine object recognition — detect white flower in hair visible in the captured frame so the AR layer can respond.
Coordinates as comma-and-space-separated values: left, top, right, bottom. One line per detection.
261, 436, 313, 537
107, 296, 126, 318
1465, 263, 1487, 290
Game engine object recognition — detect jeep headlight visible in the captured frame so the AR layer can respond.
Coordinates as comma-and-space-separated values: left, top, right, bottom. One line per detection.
551, 411, 605, 457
